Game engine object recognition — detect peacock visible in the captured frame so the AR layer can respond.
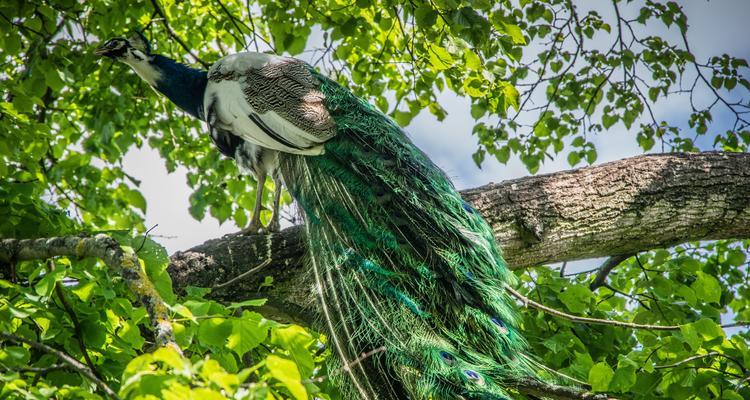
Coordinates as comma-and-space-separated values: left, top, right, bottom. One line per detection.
96, 31, 539, 399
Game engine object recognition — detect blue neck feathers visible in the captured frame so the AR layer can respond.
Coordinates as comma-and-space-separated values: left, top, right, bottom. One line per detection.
150, 55, 208, 120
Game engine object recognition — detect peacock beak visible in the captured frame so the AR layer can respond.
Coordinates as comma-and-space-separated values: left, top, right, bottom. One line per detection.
94, 46, 110, 57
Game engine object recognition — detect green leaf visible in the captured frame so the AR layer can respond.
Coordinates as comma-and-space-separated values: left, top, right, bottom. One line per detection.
429, 45, 454, 71
610, 364, 636, 392
272, 325, 315, 376
71, 282, 96, 302
567, 151, 581, 166
691, 271, 721, 304
588, 362, 614, 392
266, 355, 307, 400
463, 77, 486, 97
0, 346, 30, 366
502, 22, 526, 44
415, 5, 438, 29
559, 285, 593, 313
34, 267, 65, 297
470, 102, 486, 119
679, 322, 702, 351
137, 238, 175, 304
227, 311, 269, 357
198, 318, 233, 348
45, 68, 66, 92
726, 249, 746, 266
692, 318, 725, 342
464, 49, 482, 70
500, 82, 520, 111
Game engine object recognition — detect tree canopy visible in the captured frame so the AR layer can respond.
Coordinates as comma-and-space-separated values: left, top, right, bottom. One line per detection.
0, 0, 748, 399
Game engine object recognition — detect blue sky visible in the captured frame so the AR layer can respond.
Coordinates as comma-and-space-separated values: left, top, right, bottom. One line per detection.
122, 0, 750, 255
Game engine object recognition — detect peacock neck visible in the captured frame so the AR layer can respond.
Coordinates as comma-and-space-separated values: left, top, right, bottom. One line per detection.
145, 55, 208, 120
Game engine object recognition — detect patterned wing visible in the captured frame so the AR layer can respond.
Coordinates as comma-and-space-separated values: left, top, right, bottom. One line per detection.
204, 52, 336, 155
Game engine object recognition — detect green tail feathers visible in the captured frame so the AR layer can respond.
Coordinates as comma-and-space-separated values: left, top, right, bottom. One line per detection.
278, 70, 537, 399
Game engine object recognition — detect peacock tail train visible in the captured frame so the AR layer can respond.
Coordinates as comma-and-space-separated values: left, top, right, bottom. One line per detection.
95, 32, 539, 399
278, 70, 538, 400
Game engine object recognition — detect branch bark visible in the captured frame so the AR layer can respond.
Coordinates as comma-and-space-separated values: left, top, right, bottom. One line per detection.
167, 152, 750, 325
511, 377, 616, 400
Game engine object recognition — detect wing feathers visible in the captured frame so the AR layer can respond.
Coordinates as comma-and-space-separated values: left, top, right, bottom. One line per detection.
204, 53, 336, 155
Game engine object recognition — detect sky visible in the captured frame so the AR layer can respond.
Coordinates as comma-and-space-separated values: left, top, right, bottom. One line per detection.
121, 0, 750, 260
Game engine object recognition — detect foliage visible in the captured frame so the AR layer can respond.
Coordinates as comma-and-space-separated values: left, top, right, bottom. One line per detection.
521, 240, 750, 398
0, 0, 748, 399
0, 235, 336, 399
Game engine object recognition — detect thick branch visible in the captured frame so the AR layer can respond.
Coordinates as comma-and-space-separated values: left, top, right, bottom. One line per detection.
0, 235, 178, 351
167, 152, 750, 324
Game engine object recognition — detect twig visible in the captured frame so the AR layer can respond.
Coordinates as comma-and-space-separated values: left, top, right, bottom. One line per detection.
680, 28, 749, 128
136, 224, 159, 254
505, 283, 679, 330
214, 0, 248, 49
603, 283, 651, 310
655, 352, 718, 369
0, 332, 120, 400
0, 364, 67, 373
48, 260, 101, 380
212, 259, 271, 291
304, 346, 386, 384
739, 373, 750, 389
149, 0, 210, 68
520, 353, 588, 387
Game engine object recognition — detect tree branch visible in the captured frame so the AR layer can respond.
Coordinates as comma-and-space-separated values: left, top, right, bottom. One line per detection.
149, 0, 210, 69
503, 284, 748, 331
511, 377, 616, 400
589, 254, 632, 290
0, 235, 179, 352
167, 152, 750, 325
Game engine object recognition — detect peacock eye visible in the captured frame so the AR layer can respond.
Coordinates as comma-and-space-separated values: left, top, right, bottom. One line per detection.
439, 351, 455, 365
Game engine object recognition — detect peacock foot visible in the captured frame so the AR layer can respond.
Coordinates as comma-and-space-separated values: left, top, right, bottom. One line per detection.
237, 220, 264, 236
266, 219, 280, 233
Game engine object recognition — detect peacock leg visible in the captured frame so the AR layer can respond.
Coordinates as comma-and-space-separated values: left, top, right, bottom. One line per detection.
239, 171, 266, 235
267, 180, 282, 232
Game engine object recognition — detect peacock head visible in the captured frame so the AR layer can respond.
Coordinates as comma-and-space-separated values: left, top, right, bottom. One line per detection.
94, 31, 152, 62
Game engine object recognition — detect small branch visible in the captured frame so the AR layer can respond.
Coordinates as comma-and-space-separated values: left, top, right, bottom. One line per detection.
505, 284, 680, 330
511, 377, 616, 400
0, 235, 179, 351
49, 260, 101, 380
654, 352, 717, 369
0, 332, 120, 400
149, 0, 210, 69
521, 353, 588, 387
505, 284, 750, 331
589, 254, 631, 290
1, 364, 67, 373
136, 224, 159, 254
212, 258, 270, 291
305, 346, 387, 384
655, 351, 748, 374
